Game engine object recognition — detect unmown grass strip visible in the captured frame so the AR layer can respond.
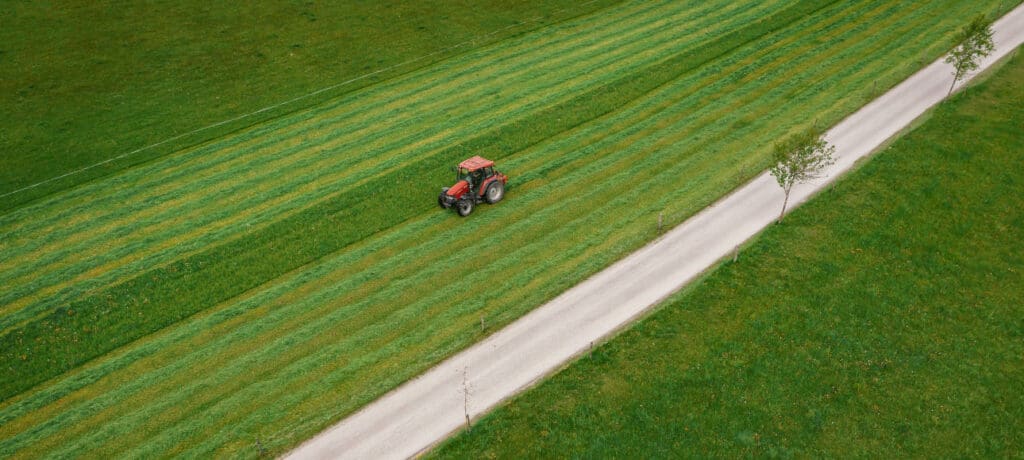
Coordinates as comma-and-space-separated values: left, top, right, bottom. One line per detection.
0, 0, 772, 324
432, 46, 1024, 459
0, 0, 823, 397
0, 0, 628, 211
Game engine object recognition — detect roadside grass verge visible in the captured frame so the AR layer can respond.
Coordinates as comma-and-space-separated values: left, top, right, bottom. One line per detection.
0, 1, 1018, 457
433, 47, 1024, 458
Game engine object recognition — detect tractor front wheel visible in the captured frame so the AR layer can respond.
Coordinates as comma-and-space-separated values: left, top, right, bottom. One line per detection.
485, 181, 505, 204
457, 199, 474, 217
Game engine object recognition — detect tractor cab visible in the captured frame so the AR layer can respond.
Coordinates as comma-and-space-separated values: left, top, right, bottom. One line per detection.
438, 156, 509, 217
455, 163, 496, 193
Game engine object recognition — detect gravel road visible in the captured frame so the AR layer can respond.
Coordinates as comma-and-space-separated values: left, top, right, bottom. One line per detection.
286, 5, 1024, 459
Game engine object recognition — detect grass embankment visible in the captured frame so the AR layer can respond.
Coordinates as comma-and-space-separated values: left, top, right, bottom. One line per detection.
434, 48, 1024, 458
0, 0, 1017, 457
0, 0, 620, 210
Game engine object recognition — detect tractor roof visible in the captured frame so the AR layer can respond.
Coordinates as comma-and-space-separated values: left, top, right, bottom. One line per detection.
458, 155, 494, 171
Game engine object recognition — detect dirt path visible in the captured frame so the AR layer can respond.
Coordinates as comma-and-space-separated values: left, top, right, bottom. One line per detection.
286, 5, 1024, 459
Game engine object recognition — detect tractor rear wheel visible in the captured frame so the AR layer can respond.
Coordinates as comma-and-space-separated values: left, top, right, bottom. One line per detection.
485, 181, 505, 204
457, 199, 474, 217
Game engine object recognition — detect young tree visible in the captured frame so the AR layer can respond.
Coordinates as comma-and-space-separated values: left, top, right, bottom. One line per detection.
945, 15, 995, 95
769, 129, 836, 222
461, 365, 472, 430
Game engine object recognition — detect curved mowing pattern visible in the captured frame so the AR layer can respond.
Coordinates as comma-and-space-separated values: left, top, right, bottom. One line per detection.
0, 0, 1014, 457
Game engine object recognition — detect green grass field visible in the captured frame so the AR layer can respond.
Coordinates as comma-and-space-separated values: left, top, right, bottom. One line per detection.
0, 0, 619, 210
1, 0, 1017, 457
433, 48, 1024, 458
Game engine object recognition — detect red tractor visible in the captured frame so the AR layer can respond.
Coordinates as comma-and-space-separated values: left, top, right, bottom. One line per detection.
438, 156, 508, 217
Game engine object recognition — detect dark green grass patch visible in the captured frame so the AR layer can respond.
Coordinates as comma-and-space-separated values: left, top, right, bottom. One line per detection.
433, 49, 1024, 458
0, 0, 620, 211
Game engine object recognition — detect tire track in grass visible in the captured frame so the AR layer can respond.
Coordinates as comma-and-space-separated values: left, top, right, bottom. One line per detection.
0, 0, 770, 323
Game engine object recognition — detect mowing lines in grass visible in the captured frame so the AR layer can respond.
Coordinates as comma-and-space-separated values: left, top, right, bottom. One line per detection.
0, 0, 811, 397
0, 0, 778, 319
2, 0, 1017, 457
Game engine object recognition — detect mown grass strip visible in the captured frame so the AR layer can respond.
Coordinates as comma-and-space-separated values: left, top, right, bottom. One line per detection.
432, 46, 1024, 459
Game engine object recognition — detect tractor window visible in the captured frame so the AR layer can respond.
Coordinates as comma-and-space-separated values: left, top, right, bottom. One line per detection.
483, 166, 494, 177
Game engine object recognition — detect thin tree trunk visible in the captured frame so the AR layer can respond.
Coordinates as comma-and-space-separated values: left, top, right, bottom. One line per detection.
949, 66, 961, 95
779, 189, 790, 222
462, 366, 471, 430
